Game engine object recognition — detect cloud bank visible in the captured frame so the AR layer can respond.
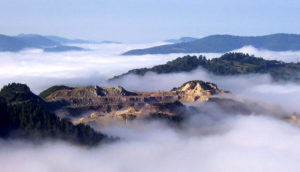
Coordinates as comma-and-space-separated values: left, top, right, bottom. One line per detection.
232, 46, 300, 63
112, 68, 300, 113
1, 43, 300, 171
1, 43, 300, 93
1, 115, 300, 172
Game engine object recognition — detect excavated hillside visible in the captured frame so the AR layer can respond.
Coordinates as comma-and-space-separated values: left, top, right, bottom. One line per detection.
44, 80, 227, 125
45, 80, 227, 111
44, 80, 299, 126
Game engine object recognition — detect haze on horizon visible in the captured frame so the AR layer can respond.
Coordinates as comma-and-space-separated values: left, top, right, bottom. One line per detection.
0, 0, 300, 43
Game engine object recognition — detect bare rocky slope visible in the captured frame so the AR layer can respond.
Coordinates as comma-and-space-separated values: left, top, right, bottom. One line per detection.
44, 80, 228, 125
43, 80, 298, 127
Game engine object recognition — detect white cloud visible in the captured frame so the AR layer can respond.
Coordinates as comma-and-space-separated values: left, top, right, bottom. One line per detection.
1, 115, 300, 172
111, 68, 300, 113
1, 43, 300, 171
1, 43, 300, 93
232, 46, 300, 62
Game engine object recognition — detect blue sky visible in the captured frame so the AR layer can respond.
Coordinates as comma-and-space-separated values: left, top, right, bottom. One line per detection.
0, 0, 299, 42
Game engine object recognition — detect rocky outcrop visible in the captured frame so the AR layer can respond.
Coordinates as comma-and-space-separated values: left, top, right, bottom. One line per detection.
45, 81, 226, 111
172, 80, 228, 102
43, 80, 298, 127
44, 80, 227, 125
73, 101, 186, 127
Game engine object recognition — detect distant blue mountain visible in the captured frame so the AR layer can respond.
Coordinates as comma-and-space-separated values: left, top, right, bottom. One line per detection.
0, 34, 27, 52
46, 35, 121, 44
123, 33, 300, 55
17, 34, 58, 47
165, 37, 198, 43
45, 35, 99, 44
0, 34, 86, 52
0, 34, 120, 52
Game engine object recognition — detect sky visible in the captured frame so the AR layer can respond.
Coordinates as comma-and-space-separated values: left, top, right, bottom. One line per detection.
0, 0, 300, 42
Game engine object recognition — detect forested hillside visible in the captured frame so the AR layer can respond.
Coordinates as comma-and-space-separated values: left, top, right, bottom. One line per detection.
112, 53, 300, 81
0, 83, 110, 146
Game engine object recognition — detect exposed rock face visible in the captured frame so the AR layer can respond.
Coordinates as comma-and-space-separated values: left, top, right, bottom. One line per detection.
172, 80, 227, 102
281, 113, 300, 125
73, 101, 186, 127
44, 80, 227, 125
45, 81, 226, 112
43, 80, 297, 127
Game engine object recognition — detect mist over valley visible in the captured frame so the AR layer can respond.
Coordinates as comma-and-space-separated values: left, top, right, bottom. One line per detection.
1, 0, 300, 170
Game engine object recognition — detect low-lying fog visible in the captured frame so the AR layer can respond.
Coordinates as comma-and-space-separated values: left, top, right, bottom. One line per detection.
1, 115, 300, 172
1, 43, 300, 94
1, 42, 300, 171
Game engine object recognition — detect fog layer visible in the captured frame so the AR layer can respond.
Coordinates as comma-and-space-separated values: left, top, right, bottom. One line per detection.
1, 43, 300, 93
1, 115, 300, 172
1, 43, 300, 171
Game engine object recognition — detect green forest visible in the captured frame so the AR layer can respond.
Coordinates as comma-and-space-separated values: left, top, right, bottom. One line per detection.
0, 83, 110, 146
39, 85, 74, 98
112, 53, 300, 81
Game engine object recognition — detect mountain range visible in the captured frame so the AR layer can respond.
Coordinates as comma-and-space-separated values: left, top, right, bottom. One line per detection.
0, 34, 120, 52
123, 33, 300, 55
45, 35, 121, 44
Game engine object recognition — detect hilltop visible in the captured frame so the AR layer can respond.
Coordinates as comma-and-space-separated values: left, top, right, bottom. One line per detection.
42, 80, 227, 126
111, 53, 300, 81
41, 80, 297, 127
44, 80, 226, 113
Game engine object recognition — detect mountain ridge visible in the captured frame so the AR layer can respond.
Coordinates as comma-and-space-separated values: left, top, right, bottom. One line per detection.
41, 80, 296, 127
0, 34, 85, 52
111, 53, 300, 81
43, 80, 228, 126
123, 33, 300, 55
45, 35, 121, 44
0, 33, 120, 52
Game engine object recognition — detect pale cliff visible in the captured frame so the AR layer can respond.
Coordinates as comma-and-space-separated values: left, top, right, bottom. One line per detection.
43, 80, 296, 126
44, 80, 226, 125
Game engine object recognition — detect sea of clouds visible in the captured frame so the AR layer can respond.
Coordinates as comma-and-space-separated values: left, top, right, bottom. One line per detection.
1, 43, 300, 171
1, 42, 300, 94
1, 115, 300, 172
